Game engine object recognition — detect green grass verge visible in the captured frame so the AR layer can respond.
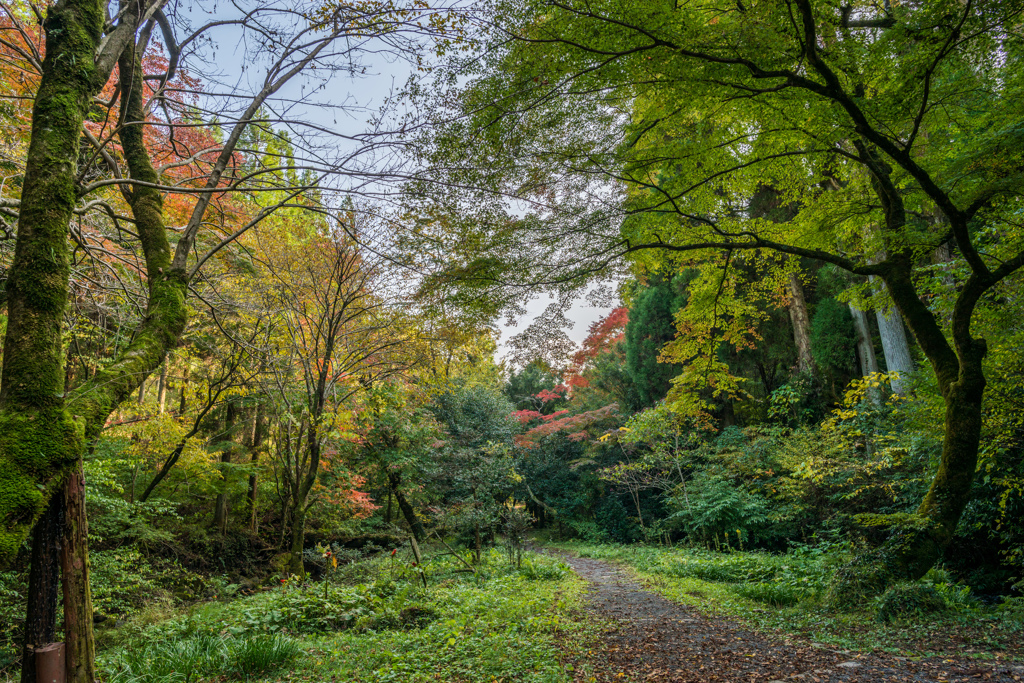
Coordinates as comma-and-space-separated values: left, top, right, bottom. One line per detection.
100, 548, 600, 683
545, 541, 1024, 660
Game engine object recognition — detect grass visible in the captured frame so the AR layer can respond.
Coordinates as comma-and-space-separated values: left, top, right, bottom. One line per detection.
545, 541, 1024, 661
105, 633, 302, 683
100, 547, 601, 683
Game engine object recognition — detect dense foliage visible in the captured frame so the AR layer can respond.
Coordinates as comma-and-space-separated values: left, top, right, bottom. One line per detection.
1, 1, 1023, 681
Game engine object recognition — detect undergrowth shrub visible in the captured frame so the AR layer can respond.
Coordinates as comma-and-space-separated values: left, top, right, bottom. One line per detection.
140, 582, 374, 639
876, 582, 946, 623
518, 557, 569, 580
661, 552, 778, 583
91, 548, 208, 619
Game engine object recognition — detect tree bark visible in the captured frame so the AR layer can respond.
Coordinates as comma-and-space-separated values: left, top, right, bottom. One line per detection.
849, 304, 879, 378
20, 493, 63, 683
61, 460, 95, 683
388, 472, 425, 542
786, 273, 815, 375
247, 406, 266, 532
157, 358, 169, 414
213, 401, 239, 534
0, 0, 101, 566
287, 504, 306, 576
872, 277, 915, 395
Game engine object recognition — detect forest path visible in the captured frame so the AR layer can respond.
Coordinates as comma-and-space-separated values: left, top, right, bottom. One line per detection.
552, 551, 1021, 683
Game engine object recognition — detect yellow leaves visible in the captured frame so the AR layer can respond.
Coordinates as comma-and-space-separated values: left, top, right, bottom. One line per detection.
598, 426, 630, 442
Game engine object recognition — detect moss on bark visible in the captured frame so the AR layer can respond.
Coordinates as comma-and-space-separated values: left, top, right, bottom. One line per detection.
0, 0, 103, 566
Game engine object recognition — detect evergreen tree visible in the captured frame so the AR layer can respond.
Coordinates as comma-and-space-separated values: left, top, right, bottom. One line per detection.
624, 277, 685, 410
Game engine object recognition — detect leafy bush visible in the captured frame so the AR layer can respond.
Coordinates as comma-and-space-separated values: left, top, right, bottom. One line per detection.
825, 554, 892, 610
398, 605, 437, 628
142, 582, 374, 639
91, 548, 207, 619
518, 557, 569, 581
876, 582, 946, 623
0, 569, 27, 674
664, 474, 775, 547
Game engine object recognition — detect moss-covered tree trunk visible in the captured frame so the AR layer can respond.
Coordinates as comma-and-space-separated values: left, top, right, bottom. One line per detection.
834, 153, 991, 593
3, 6, 188, 679
0, 0, 101, 566
879, 262, 988, 581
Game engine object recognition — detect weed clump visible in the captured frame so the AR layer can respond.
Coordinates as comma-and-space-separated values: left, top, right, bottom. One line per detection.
876, 582, 946, 623
731, 581, 801, 607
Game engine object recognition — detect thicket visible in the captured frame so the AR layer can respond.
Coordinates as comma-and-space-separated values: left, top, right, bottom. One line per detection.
507, 262, 1024, 608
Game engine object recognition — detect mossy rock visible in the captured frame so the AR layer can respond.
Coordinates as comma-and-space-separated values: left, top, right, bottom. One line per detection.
268, 552, 291, 579
876, 582, 946, 623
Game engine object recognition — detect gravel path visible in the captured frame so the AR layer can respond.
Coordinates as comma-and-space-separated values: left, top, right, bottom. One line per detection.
557, 553, 1023, 683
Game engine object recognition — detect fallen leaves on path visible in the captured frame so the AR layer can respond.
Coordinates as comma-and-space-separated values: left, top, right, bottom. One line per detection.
555, 554, 1023, 683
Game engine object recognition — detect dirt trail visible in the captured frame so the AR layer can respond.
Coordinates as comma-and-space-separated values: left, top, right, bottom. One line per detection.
557, 553, 1023, 683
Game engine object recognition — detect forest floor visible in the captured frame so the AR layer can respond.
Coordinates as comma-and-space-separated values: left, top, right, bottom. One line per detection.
550, 550, 1024, 683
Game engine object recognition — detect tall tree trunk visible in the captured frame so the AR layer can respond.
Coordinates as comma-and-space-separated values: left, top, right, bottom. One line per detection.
0, 0, 100, 567
20, 494, 63, 683
849, 304, 879, 378
213, 458, 231, 535
787, 273, 815, 375
247, 406, 266, 532
157, 358, 169, 414
872, 278, 915, 395
213, 402, 238, 535
287, 504, 306, 576
868, 274, 917, 395
62, 460, 95, 683
179, 368, 189, 415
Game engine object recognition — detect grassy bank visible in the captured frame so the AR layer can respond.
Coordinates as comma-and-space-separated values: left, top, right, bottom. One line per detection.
92, 548, 597, 683
545, 541, 1024, 661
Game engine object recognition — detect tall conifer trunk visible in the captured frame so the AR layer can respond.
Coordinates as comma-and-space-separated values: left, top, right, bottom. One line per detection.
786, 273, 814, 375
871, 278, 915, 395
849, 305, 879, 378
